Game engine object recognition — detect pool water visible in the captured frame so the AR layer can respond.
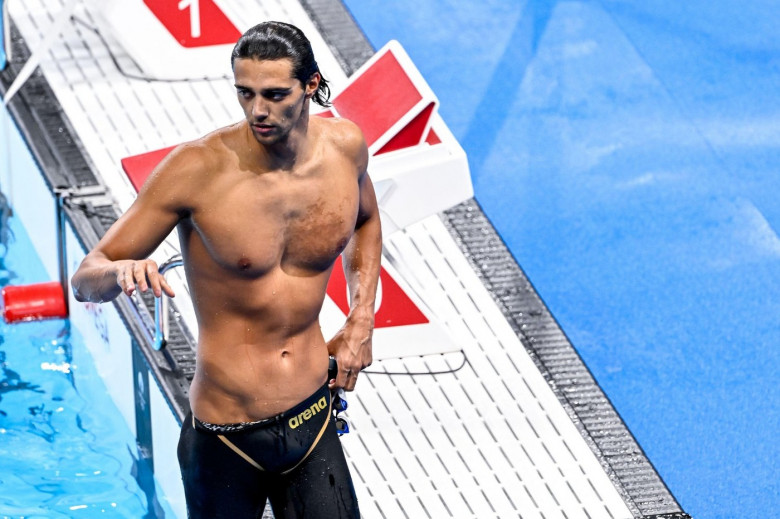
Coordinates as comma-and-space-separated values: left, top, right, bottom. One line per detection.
0, 207, 173, 518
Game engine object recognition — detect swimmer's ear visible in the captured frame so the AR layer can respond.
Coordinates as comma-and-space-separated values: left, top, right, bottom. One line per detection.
304, 72, 321, 99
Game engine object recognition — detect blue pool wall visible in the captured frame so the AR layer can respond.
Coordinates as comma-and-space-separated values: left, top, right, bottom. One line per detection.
1, 105, 188, 518
1, 108, 59, 282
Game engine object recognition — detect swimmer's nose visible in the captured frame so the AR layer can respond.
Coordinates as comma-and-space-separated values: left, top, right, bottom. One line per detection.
252, 98, 269, 120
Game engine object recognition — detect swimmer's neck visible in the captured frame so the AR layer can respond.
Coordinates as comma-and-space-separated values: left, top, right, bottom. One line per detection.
250, 110, 313, 171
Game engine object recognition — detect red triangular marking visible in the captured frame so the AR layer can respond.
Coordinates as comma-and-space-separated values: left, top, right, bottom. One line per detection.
326, 256, 428, 328
332, 51, 422, 148
121, 145, 177, 192
425, 127, 442, 145
375, 102, 435, 155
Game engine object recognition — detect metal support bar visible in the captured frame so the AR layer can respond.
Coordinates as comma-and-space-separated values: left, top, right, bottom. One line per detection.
154, 254, 183, 351
54, 188, 69, 316
53, 184, 109, 317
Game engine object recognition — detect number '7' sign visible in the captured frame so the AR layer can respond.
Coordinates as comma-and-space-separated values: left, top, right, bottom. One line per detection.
143, 0, 241, 48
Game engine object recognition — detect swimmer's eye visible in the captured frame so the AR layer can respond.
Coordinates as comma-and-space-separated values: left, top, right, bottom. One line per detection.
236, 88, 253, 99
261, 89, 292, 101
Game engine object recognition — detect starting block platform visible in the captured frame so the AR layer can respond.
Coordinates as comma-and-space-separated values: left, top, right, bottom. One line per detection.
1, 0, 689, 518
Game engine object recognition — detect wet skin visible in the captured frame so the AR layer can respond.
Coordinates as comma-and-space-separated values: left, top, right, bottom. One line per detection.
71, 58, 382, 424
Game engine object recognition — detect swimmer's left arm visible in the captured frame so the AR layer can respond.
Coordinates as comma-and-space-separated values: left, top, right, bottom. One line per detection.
328, 125, 382, 392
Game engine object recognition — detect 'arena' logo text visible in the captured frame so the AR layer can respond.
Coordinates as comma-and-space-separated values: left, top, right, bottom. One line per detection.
288, 396, 328, 429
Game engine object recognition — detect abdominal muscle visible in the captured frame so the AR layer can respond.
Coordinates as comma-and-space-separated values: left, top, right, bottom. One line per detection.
187, 267, 333, 424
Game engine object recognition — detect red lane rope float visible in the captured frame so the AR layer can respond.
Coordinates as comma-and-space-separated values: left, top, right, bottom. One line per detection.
1, 281, 68, 323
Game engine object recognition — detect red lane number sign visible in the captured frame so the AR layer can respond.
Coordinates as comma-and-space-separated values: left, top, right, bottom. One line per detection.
143, 0, 241, 48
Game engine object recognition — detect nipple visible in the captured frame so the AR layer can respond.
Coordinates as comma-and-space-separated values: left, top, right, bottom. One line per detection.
237, 257, 252, 271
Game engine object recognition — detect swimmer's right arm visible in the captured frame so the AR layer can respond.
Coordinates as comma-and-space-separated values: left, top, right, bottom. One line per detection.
71, 194, 181, 303
72, 253, 175, 303
72, 143, 206, 303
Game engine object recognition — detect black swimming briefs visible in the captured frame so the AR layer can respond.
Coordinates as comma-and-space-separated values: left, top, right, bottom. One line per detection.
178, 384, 359, 518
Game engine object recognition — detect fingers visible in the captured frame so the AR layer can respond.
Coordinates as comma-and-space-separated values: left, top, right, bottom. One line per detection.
117, 262, 136, 296
327, 357, 360, 391
117, 260, 175, 298
144, 262, 176, 298
159, 276, 176, 298
342, 358, 372, 391
346, 356, 372, 391
133, 262, 149, 293
344, 367, 358, 392
335, 365, 352, 391
326, 333, 373, 391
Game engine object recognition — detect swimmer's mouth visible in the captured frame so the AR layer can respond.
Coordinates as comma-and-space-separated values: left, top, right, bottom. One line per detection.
252, 124, 275, 133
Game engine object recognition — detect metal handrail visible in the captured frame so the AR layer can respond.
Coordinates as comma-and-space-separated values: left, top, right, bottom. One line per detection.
153, 254, 184, 350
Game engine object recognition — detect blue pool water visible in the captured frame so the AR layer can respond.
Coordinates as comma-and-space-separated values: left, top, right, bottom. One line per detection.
0, 193, 171, 515
344, 1, 779, 518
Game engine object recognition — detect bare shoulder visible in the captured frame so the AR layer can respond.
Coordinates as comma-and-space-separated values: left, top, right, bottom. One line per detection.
320, 116, 364, 144
139, 124, 237, 203
150, 127, 231, 182
315, 117, 368, 172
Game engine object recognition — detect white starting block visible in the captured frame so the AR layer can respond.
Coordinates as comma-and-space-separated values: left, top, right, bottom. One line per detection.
86, 0, 241, 80
319, 40, 473, 235
318, 40, 438, 155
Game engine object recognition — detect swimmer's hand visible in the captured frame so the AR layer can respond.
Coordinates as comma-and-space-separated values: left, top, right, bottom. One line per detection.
115, 259, 175, 299
73, 254, 175, 303
327, 313, 373, 392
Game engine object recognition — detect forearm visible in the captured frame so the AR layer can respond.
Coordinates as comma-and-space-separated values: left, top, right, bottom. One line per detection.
328, 213, 381, 390
343, 212, 382, 331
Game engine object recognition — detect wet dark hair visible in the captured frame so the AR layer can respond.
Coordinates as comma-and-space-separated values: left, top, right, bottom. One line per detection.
231, 21, 331, 107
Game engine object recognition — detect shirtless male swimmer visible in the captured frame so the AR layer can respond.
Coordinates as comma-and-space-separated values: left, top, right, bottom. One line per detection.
71, 22, 381, 518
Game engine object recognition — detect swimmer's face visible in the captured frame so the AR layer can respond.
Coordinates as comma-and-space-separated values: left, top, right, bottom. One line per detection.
233, 58, 319, 145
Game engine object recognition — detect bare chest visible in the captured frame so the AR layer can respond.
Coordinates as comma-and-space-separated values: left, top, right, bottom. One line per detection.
190, 170, 359, 276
